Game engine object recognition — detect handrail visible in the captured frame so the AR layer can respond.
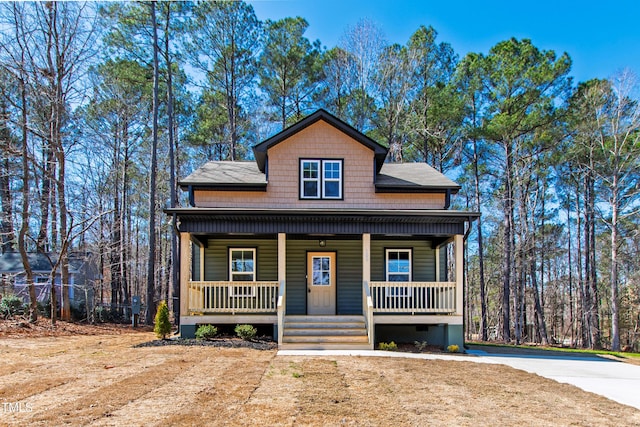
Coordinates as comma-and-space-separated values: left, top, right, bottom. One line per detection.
363, 280, 375, 349
276, 280, 285, 346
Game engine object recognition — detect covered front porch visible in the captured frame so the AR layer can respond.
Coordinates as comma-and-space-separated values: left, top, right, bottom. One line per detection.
177, 225, 467, 349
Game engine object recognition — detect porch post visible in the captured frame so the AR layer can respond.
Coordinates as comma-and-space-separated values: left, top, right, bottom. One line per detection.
455, 234, 464, 316
362, 233, 370, 284
278, 233, 286, 284
179, 232, 192, 334
277, 233, 286, 345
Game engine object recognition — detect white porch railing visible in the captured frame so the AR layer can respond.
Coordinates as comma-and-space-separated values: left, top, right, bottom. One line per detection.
369, 281, 456, 313
188, 281, 279, 314
277, 280, 285, 345
362, 281, 374, 348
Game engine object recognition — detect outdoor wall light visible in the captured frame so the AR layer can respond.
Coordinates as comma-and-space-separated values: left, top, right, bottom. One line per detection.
318, 239, 326, 247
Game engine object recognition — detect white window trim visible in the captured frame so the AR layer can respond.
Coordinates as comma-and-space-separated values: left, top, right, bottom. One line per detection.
385, 249, 412, 297
229, 248, 256, 297
300, 160, 321, 199
321, 160, 342, 199
300, 159, 343, 200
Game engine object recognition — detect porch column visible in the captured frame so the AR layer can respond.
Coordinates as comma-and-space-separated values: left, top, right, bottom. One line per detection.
278, 233, 286, 284
277, 233, 287, 345
455, 234, 464, 316
362, 233, 370, 284
179, 232, 192, 319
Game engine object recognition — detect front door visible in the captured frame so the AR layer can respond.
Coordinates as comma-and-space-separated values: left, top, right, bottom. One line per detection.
307, 252, 336, 315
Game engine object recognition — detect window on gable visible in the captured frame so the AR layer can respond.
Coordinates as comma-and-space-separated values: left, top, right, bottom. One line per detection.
300, 159, 343, 199
301, 160, 320, 198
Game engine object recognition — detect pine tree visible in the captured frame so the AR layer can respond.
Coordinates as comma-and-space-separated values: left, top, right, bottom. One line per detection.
154, 300, 171, 339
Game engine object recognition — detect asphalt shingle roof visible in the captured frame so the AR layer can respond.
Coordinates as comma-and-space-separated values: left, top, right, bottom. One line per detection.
180, 161, 266, 186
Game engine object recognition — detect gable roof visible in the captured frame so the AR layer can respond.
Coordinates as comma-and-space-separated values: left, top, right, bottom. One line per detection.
179, 161, 266, 190
252, 109, 389, 173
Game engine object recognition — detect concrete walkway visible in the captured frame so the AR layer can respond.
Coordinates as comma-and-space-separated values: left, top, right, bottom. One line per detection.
277, 348, 640, 410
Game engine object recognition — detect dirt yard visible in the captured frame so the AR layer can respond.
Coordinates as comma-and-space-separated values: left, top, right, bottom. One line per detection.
1, 323, 639, 426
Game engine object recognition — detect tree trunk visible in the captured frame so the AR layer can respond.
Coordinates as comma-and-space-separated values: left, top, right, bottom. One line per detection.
0, 100, 15, 253
17, 57, 37, 322
501, 139, 513, 342
145, 0, 159, 324
610, 185, 620, 351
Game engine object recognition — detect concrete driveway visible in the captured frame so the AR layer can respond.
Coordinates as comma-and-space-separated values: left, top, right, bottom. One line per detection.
466, 346, 640, 410
279, 346, 640, 410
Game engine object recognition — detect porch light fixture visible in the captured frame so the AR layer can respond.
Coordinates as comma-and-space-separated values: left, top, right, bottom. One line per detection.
318, 239, 326, 247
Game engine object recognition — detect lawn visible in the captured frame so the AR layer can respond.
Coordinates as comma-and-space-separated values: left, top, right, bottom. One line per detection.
0, 324, 639, 426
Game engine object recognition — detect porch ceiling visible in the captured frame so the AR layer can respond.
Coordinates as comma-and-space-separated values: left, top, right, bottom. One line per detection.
166, 208, 479, 236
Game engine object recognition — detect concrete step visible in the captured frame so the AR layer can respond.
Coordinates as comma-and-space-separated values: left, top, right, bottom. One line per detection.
285, 315, 365, 323
281, 315, 371, 350
285, 322, 365, 330
284, 328, 367, 337
279, 342, 373, 350
282, 334, 369, 344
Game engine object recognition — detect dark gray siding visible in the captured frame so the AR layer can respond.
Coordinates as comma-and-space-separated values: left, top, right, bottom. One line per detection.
285, 240, 307, 315
439, 246, 448, 281
370, 239, 436, 282
285, 239, 362, 315
192, 242, 201, 281
203, 238, 277, 282
334, 240, 362, 314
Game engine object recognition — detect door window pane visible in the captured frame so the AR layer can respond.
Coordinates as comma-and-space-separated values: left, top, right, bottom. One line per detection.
312, 256, 331, 286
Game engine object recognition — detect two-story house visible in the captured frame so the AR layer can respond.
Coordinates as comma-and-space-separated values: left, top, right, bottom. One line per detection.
168, 109, 478, 350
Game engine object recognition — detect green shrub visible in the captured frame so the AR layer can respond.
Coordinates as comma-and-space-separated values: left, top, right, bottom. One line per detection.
195, 324, 218, 340
378, 341, 398, 351
154, 300, 172, 339
235, 324, 257, 341
0, 295, 25, 318
447, 344, 460, 353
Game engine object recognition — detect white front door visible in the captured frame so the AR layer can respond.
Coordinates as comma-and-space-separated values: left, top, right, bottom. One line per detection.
307, 252, 336, 315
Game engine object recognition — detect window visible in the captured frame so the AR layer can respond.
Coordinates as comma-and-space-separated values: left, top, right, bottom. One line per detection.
300, 159, 343, 199
229, 248, 255, 296
386, 249, 412, 297
311, 256, 331, 286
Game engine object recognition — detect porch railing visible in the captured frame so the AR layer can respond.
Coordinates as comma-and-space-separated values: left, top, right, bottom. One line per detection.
369, 281, 456, 313
277, 280, 285, 345
362, 281, 374, 348
188, 281, 279, 314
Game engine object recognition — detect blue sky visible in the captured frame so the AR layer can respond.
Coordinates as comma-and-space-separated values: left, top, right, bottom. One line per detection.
249, 0, 639, 84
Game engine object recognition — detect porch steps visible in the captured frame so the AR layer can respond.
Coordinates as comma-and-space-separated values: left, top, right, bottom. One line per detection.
280, 315, 372, 350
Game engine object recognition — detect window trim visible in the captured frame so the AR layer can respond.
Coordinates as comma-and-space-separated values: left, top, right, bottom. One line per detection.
385, 248, 413, 297
229, 248, 256, 297
300, 159, 321, 199
299, 158, 344, 200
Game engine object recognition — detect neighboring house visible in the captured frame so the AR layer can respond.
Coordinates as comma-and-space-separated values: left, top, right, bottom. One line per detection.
168, 110, 479, 349
0, 252, 98, 309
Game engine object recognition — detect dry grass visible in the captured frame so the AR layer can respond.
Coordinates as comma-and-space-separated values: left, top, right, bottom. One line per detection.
0, 331, 639, 426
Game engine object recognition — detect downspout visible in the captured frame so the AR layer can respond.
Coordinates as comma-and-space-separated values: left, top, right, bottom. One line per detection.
188, 185, 194, 207
444, 189, 451, 210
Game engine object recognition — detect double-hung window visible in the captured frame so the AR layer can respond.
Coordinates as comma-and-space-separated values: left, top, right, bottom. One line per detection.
386, 249, 412, 297
229, 248, 256, 296
300, 159, 343, 199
